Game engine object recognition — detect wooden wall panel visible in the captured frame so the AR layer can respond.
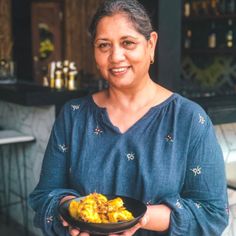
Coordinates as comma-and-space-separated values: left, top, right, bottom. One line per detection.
0, 0, 13, 59
31, 1, 62, 84
64, 0, 103, 78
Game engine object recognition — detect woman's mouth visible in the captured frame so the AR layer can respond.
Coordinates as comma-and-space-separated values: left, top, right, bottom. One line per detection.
109, 66, 130, 76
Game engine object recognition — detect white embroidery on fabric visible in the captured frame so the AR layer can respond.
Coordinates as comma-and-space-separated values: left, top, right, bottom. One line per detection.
190, 166, 202, 176
176, 199, 183, 209
59, 144, 68, 153
165, 134, 174, 142
127, 153, 135, 161
46, 216, 53, 223
146, 200, 152, 205
71, 104, 80, 111
94, 127, 103, 135
199, 114, 205, 124
195, 202, 201, 209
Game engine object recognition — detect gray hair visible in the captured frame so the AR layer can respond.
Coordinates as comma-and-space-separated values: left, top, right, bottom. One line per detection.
89, 0, 154, 43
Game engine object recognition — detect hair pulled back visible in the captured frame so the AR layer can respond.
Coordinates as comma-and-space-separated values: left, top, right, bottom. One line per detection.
89, 0, 154, 43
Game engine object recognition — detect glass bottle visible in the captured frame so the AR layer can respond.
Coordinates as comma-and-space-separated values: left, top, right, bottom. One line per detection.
49, 61, 56, 88
218, 0, 226, 15
208, 22, 217, 48
225, 0, 235, 14
68, 71, 77, 91
184, 0, 191, 17
63, 60, 70, 89
226, 19, 234, 48
184, 28, 192, 49
209, 0, 220, 15
55, 70, 64, 90
68, 62, 78, 90
201, 0, 209, 15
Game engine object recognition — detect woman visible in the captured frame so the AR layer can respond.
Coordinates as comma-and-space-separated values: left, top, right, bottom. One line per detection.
29, 0, 229, 235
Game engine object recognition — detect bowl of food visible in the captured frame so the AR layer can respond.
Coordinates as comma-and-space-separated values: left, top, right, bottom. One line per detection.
59, 193, 147, 235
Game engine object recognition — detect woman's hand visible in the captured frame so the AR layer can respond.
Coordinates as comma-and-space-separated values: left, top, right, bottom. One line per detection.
109, 214, 149, 236
60, 218, 81, 236
60, 207, 90, 236
59, 195, 90, 236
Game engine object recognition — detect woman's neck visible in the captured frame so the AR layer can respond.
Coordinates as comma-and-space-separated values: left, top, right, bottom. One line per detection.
105, 80, 165, 111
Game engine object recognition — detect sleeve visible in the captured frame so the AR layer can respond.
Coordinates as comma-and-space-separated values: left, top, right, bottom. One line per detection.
28, 103, 80, 235
159, 113, 229, 236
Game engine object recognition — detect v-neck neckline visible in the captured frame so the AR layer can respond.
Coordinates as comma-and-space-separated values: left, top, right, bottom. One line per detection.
89, 93, 177, 134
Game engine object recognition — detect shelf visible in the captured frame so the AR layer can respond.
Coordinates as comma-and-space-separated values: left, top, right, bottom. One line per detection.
183, 14, 236, 22
182, 48, 236, 55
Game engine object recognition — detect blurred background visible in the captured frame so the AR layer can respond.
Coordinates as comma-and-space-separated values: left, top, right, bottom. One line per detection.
0, 0, 236, 235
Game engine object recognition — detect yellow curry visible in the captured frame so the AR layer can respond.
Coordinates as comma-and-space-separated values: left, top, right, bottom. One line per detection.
68, 193, 134, 223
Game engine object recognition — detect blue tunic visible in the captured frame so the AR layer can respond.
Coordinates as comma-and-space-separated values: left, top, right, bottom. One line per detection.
29, 93, 228, 236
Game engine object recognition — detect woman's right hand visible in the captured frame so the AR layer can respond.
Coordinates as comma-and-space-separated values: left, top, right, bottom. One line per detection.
59, 196, 90, 236
60, 217, 80, 236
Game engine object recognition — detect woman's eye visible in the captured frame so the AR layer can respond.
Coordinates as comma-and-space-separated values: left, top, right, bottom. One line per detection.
122, 41, 136, 48
97, 43, 111, 51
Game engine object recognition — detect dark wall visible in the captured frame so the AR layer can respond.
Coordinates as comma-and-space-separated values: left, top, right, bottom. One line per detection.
11, 0, 33, 81
138, 0, 159, 83
139, 0, 182, 91
157, 0, 182, 91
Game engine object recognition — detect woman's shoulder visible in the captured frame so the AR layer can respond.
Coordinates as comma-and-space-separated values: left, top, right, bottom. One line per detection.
58, 94, 94, 118
171, 93, 212, 133
174, 93, 207, 117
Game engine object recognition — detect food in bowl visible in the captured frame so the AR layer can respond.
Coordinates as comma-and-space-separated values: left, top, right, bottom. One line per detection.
68, 193, 134, 223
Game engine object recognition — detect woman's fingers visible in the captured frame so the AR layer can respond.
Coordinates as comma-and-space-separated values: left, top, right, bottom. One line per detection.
79, 232, 90, 236
68, 226, 80, 236
109, 223, 141, 236
109, 214, 149, 236
60, 216, 69, 227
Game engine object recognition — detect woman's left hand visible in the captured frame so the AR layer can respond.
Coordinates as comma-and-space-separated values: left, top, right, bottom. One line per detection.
109, 214, 149, 236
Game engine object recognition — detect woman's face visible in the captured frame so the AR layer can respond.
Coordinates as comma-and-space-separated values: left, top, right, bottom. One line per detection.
94, 13, 157, 90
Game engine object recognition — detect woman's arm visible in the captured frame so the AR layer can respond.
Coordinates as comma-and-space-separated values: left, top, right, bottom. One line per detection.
155, 114, 229, 236
142, 204, 171, 231
29, 102, 80, 235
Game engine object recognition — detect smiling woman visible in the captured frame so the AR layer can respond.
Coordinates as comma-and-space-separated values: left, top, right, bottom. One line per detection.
93, 13, 157, 92
29, 1, 229, 236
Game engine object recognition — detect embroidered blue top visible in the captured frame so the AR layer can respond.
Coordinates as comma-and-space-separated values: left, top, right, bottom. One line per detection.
29, 93, 228, 236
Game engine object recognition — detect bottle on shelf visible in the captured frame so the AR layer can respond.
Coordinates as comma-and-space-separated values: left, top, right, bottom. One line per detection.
209, 0, 220, 16
218, 0, 226, 15
184, 0, 191, 17
184, 28, 192, 49
191, 0, 199, 16
55, 70, 64, 90
54, 61, 64, 89
208, 21, 217, 48
49, 61, 56, 88
68, 62, 78, 90
225, 19, 234, 48
201, 0, 209, 15
225, 0, 235, 14
63, 60, 70, 89
68, 71, 77, 91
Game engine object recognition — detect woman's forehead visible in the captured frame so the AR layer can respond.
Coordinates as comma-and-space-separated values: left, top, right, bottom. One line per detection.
95, 13, 139, 37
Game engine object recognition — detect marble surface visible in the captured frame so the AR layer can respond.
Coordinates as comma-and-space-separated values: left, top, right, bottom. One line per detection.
0, 101, 55, 236
0, 100, 235, 236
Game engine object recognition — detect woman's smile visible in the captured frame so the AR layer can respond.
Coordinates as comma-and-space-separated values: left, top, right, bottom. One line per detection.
109, 66, 131, 76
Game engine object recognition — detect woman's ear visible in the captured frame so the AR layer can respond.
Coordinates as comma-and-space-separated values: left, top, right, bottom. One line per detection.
148, 31, 158, 59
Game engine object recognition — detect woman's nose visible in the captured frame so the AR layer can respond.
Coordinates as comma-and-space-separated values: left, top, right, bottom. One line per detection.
109, 45, 125, 63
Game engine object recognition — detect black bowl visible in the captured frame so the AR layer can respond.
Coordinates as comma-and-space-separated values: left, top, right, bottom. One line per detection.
59, 195, 147, 235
